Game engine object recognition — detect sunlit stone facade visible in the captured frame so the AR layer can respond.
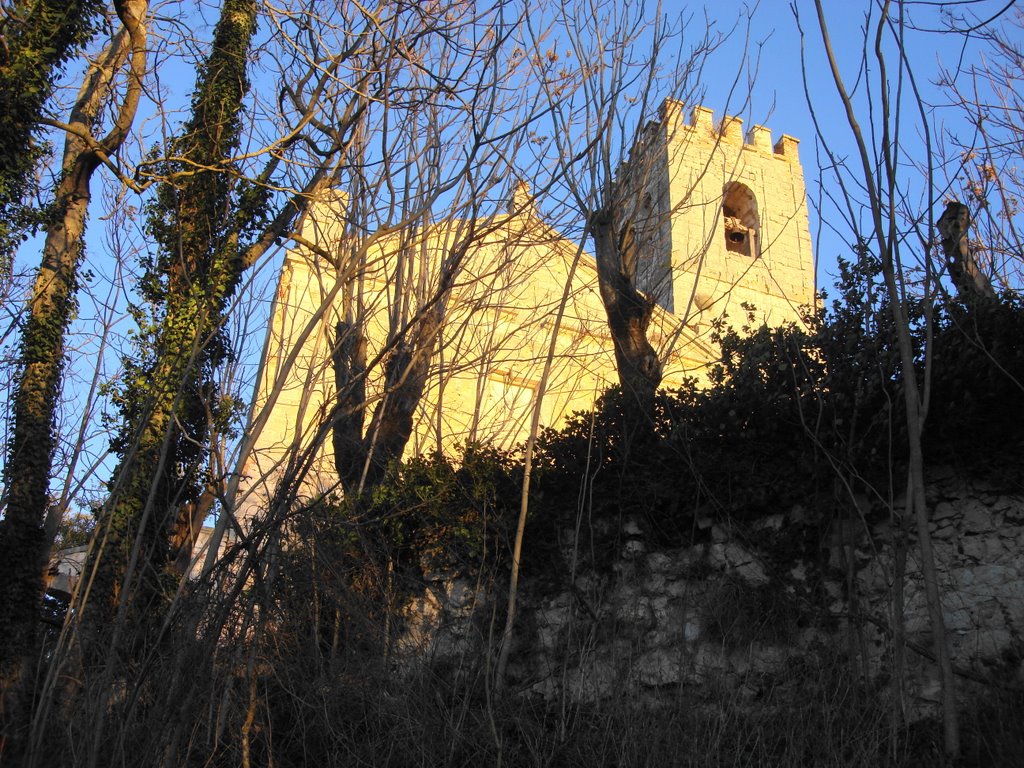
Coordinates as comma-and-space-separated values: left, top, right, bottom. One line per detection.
239, 101, 816, 511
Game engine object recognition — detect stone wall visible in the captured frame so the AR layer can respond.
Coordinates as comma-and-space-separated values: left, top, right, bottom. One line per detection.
396, 467, 1024, 714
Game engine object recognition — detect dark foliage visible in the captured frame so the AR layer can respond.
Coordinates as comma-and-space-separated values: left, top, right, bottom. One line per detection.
23, 254, 1024, 767
924, 293, 1024, 462
0, 0, 105, 272
317, 252, 1024, 596
516, 254, 1024, 579
272, 444, 522, 662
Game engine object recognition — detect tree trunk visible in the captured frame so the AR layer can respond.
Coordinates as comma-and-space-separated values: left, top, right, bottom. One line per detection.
333, 308, 443, 496
363, 311, 443, 488
0, 0, 146, 697
811, 1, 960, 753
0, 0, 106, 278
332, 321, 369, 493
495, 240, 585, 690
591, 209, 662, 417
937, 201, 995, 301
94, 0, 259, 625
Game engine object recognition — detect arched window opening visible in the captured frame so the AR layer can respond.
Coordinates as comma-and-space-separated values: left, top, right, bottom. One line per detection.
722, 183, 760, 258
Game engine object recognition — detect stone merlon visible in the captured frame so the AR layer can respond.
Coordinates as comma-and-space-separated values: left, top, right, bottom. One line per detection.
660, 98, 800, 161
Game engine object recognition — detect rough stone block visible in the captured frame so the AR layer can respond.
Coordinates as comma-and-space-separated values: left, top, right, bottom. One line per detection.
561, 662, 619, 703
943, 606, 975, 631
711, 524, 730, 543
960, 499, 991, 533
646, 551, 675, 573
622, 539, 647, 559
692, 645, 731, 681
995, 495, 1024, 519
684, 617, 702, 642
965, 564, 1020, 591
644, 573, 667, 592
735, 560, 769, 586
634, 648, 683, 686
445, 578, 477, 611
665, 579, 696, 599
615, 595, 655, 630
954, 627, 1014, 661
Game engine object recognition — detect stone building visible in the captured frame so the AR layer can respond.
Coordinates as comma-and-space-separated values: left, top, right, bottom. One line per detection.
238, 100, 816, 510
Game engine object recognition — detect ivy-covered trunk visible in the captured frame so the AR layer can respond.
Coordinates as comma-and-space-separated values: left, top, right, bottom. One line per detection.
91, 0, 258, 630
0, 0, 147, 697
0, 0, 106, 283
0, 157, 94, 692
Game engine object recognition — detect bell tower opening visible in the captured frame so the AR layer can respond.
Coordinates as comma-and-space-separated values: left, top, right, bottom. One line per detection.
722, 182, 759, 258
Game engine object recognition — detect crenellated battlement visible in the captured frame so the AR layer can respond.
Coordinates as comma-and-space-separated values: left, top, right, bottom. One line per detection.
660, 99, 800, 162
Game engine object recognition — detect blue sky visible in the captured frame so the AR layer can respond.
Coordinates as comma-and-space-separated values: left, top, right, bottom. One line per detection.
700, 1, 1009, 292
12, 2, 1012, 300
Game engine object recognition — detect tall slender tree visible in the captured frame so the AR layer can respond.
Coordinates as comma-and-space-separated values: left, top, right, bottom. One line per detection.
523, 0, 730, 425
90, 0, 261, 626
87, 0, 405, 624
313, 3, 541, 499
0, 0, 147, 697
936, 7, 1024, 292
799, 0, 983, 757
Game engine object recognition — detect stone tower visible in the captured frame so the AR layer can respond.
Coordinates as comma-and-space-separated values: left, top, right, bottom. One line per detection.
620, 99, 816, 329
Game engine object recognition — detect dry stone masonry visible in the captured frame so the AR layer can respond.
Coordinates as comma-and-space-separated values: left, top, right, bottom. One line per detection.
397, 466, 1024, 717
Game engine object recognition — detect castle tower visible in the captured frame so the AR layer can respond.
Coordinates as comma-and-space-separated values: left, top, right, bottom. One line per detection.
620, 100, 816, 329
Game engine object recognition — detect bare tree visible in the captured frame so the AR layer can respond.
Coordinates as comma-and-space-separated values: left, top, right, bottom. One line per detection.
795, 0, 991, 758
491, 0, 750, 688
520, 0, 744, 424
11, 3, 557, 758
216, 3, 549, 513
936, 6, 1024, 292
80, 0, 415, 635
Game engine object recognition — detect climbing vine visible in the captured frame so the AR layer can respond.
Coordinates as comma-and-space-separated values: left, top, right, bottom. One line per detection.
0, 0, 105, 279
97, 0, 259, 625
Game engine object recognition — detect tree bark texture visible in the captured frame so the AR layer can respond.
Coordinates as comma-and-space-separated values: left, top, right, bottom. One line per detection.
811, 0, 960, 753
332, 321, 369, 492
591, 209, 662, 411
938, 201, 995, 301
93, 0, 258, 626
333, 309, 443, 496
0, 0, 146, 694
0, 0, 106, 269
